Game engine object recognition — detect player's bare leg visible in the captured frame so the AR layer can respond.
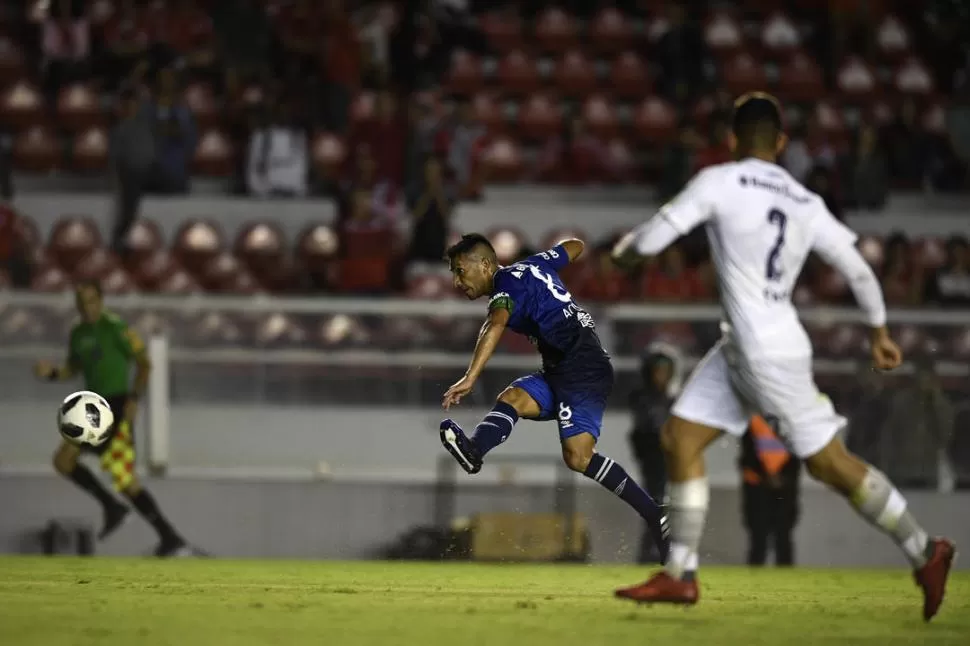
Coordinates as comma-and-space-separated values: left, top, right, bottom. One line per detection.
52, 440, 129, 540
804, 436, 956, 621
616, 416, 721, 604
440, 386, 540, 474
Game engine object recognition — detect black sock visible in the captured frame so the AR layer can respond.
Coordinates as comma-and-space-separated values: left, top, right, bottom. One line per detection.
68, 464, 122, 512
127, 489, 181, 542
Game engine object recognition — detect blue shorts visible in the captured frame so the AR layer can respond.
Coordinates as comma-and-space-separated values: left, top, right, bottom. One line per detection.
511, 367, 613, 441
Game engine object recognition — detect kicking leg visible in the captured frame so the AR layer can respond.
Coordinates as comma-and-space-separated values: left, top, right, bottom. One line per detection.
440, 380, 543, 475
560, 431, 667, 560
804, 436, 955, 621
53, 440, 129, 540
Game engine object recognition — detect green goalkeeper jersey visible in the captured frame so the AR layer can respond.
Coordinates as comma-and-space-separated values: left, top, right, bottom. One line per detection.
68, 312, 142, 397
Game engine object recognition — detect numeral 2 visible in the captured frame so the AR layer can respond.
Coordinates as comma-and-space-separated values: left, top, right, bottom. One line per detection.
765, 208, 787, 281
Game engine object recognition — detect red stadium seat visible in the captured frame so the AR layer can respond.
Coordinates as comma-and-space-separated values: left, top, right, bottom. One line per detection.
100, 266, 137, 294
517, 94, 562, 142
534, 7, 578, 54
480, 9, 523, 51
317, 314, 370, 349
30, 263, 71, 293
633, 96, 677, 143
0, 35, 25, 85
192, 129, 235, 176
154, 266, 200, 294
487, 227, 526, 265
761, 12, 801, 57
235, 221, 286, 275
255, 313, 307, 347
48, 217, 102, 271
311, 132, 346, 181
445, 50, 484, 95
876, 15, 910, 61
606, 138, 634, 183
470, 93, 503, 133
70, 126, 109, 172
188, 312, 245, 346
813, 100, 848, 142
582, 95, 618, 139
836, 57, 878, 101
122, 218, 164, 269
198, 252, 259, 293
297, 223, 338, 289
56, 83, 103, 132
914, 237, 946, 270
481, 136, 524, 183
777, 51, 825, 102
553, 50, 597, 98
857, 235, 885, 270
173, 219, 225, 273
722, 53, 768, 95
183, 81, 219, 128
0, 79, 43, 129
704, 11, 743, 57
72, 248, 121, 282
589, 7, 634, 54
497, 50, 540, 96
131, 249, 180, 290
610, 52, 651, 99
13, 126, 58, 173
894, 57, 934, 96
813, 266, 849, 303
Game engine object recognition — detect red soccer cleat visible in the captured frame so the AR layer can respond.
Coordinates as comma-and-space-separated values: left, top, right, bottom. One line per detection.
615, 571, 699, 605
914, 537, 956, 622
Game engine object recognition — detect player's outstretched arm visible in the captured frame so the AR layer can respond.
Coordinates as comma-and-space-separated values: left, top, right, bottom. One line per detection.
443, 308, 511, 409
611, 214, 681, 269
559, 239, 585, 263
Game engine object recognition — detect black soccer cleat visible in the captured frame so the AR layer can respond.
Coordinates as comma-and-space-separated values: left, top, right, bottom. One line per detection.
154, 535, 189, 558
98, 504, 130, 541
440, 419, 483, 474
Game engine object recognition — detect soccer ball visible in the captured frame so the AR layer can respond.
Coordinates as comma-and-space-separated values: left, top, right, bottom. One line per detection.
58, 391, 115, 446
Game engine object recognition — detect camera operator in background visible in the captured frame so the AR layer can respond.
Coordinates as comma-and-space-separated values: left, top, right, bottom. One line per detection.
628, 343, 681, 563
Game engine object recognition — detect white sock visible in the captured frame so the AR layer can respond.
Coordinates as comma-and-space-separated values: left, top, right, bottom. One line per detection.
665, 477, 709, 579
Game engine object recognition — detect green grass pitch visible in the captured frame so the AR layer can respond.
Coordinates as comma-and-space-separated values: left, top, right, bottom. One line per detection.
0, 557, 967, 646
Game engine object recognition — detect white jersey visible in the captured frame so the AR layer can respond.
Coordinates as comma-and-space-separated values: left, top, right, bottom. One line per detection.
660, 158, 859, 358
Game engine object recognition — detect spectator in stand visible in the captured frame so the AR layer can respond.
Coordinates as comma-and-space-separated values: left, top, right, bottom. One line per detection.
924, 236, 970, 307
342, 148, 405, 226
436, 96, 487, 199
149, 67, 197, 194
883, 99, 931, 189
842, 124, 889, 211
355, 2, 392, 88
212, 0, 275, 91
152, 0, 216, 80
781, 123, 814, 184
322, 0, 361, 133
694, 118, 731, 171
658, 122, 704, 202
98, 0, 152, 92
407, 156, 454, 265
337, 188, 395, 294
806, 165, 843, 221
0, 200, 31, 288
246, 99, 309, 198
641, 244, 708, 302
405, 96, 440, 198
653, 3, 709, 105
41, 0, 91, 103
539, 115, 611, 186
109, 85, 155, 254
880, 232, 923, 306
349, 91, 407, 188
571, 241, 634, 302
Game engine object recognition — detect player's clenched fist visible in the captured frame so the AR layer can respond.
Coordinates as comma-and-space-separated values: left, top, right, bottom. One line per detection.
442, 375, 476, 409
870, 327, 903, 372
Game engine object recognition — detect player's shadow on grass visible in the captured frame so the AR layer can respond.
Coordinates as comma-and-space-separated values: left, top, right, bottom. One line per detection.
620, 612, 715, 626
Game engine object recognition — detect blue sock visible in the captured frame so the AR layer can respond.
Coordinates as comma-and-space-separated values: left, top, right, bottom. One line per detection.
584, 453, 663, 523
470, 402, 518, 457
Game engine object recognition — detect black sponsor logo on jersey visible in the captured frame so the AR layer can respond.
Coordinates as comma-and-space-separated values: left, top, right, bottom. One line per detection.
739, 175, 811, 204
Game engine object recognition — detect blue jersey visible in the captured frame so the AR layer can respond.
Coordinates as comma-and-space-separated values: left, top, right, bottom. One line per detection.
489, 245, 608, 372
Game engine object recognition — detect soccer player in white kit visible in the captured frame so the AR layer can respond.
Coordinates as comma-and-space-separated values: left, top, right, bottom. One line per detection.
611, 93, 955, 621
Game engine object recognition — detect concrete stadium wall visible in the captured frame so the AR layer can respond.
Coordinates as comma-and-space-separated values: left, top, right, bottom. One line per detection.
1, 474, 968, 570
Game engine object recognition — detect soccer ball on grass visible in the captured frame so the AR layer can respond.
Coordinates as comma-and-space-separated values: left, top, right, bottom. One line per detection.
58, 391, 115, 446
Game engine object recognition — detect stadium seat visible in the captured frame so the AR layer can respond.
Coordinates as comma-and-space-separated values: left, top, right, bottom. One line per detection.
12, 125, 58, 173
48, 217, 102, 271
486, 227, 526, 265
589, 7, 634, 54
606, 138, 635, 183
183, 81, 220, 128
813, 100, 848, 143
876, 15, 910, 60
632, 96, 677, 143
825, 323, 864, 356
893, 324, 924, 356
122, 218, 164, 269
297, 222, 339, 289
255, 313, 308, 348
610, 52, 651, 99
0, 35, 25, 85
310, 132, 346, 181
777, 51, 825, 102
198, 252, 261, 293
192, 129, 235, 177
100, 266, 137, 294
55, 83, 103, 132
173, 219, 225, 273
445, 50, 484, 95
349, 91, 376, 127
187, 311, 246, 347
470, 92, 503, 133
836, 57, 878, 101
534, 7, 578, 54
129, 249, 179, 290
858, 235, 885, 269
704, 11, 743, 57
70, 126, 109, 172
813, 266, 850, 302
154, 266, 200, 294
894, 56, 934, 95
317, 313, 370, 350
479, 9, 523, 51
914, 237, 946, 270
31, 263, 71, 292
722, 53, 769, 95
553, 50, 597, 98
581, 95, 618, 138
761, 12, 801, 57
72, 248, 121, 282
517, 93, 562, 141
481, 136, 523, 183
235, 221, 287, 276
0, 79, 43, 129
497, 50, 540, 95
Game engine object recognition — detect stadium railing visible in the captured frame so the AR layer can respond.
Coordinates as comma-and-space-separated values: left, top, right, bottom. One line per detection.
0, 291, 966, 492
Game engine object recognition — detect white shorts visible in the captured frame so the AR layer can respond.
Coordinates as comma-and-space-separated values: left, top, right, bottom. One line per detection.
671, 339, 846, 459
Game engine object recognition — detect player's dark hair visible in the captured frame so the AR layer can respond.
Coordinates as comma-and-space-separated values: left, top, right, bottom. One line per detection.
445, 233, 496, 263
731, 92, 783, 148
75, 280, 103, 298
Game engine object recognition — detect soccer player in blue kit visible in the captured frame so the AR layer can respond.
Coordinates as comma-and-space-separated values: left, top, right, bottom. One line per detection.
440, 233, 668, 555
